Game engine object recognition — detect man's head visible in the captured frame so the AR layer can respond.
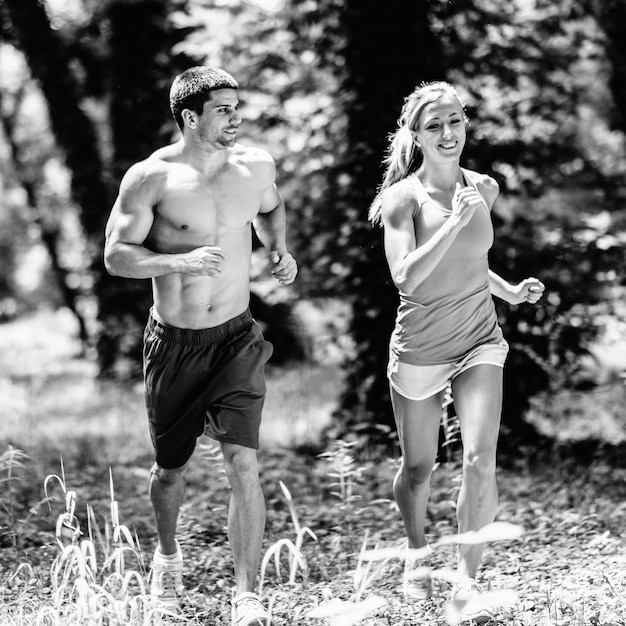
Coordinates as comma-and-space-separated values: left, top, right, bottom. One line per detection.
169, 67, 239, 131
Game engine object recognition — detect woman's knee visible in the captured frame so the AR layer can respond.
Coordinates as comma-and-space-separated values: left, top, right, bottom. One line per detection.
399, 461, 433, 488
462, 445, 497, 479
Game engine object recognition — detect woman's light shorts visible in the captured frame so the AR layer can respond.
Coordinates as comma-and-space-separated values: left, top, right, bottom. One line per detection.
388, 340, 509, 401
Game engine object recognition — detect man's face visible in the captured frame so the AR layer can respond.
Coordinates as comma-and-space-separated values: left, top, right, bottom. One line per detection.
194, 89, 241, 148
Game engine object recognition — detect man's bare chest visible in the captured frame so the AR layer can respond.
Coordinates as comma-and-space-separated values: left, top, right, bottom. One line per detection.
156, 166, 262, 231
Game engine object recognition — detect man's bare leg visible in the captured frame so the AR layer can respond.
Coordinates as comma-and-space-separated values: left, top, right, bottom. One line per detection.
221, 442, 266, 594
149, 462, 189, 556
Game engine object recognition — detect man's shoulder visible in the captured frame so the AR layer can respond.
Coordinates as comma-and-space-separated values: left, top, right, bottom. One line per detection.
128, 143, 184, 175
142, 142, 188, 174
231, 143, 274, 167
230, 143, 276, 186
120, 148, 176, 195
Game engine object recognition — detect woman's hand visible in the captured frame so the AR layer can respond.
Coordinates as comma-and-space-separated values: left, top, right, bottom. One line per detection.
511, 278, 545, 305
450, 183, 486, 228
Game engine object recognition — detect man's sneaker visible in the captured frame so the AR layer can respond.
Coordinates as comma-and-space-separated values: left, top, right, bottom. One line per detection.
150, 542, 184, 609
449, 579, 495, 625
231, 592, 274, 626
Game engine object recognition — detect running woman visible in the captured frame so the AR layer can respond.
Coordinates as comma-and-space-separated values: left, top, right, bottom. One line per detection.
369, 81, 544, 623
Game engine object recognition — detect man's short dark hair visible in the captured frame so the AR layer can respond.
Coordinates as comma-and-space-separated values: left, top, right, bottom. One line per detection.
169, 67, 239, 130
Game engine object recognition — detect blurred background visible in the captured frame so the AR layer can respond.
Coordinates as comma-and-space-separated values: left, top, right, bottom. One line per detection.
0, 0, 625, 465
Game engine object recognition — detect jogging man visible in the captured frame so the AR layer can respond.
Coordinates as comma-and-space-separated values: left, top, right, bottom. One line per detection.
104, 66, 297, 625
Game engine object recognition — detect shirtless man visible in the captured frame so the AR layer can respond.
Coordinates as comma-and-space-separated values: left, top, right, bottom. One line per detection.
104, 67, 297, 626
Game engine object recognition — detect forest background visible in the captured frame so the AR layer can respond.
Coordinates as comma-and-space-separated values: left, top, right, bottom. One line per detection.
0, 0, 626, 625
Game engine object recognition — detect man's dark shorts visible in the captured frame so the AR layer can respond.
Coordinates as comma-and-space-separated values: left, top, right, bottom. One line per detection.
143, 308, 273, 470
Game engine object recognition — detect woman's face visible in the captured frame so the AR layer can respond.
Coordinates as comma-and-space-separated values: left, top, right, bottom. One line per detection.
413, 93, 466, 164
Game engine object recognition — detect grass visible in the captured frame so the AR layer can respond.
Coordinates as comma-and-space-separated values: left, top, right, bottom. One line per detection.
1, 308, 626, 625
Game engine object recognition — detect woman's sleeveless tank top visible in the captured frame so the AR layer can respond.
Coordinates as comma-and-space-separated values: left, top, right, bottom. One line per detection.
389, 169, 504, 366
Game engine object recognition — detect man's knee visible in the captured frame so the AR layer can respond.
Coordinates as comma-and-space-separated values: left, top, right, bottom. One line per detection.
149, 462, 188, 488
221, 444, 259, 481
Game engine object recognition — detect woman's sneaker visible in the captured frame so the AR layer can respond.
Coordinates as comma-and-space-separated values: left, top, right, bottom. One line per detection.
231, 592, 274, 626
403, 544, 433, 600
403, 561, 432, 600
150, 542, 184, 609
449, 579, 495, 624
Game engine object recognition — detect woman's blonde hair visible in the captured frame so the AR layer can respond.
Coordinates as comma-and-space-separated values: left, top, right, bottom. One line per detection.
368, 81, 467, 225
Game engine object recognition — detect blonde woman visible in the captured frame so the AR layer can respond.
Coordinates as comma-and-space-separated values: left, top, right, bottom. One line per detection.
370, 82, 544, 623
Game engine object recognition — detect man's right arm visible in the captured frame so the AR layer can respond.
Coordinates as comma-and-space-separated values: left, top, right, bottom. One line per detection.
104, 162, 172, 279
104, 162, 224, 279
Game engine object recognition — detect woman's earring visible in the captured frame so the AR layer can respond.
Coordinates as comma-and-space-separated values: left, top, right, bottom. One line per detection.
410, 129, 421, 149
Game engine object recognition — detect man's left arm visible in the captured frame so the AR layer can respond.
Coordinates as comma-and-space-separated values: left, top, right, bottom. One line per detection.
254, 181, 298, 285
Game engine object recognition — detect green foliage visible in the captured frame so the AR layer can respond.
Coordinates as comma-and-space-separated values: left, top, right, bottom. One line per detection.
2, 0, 626, 448
0, 0, 196, 375
156, 0, 626, 448
0, 44, 88, 322
260, 480, 316, 594
278, 0, 626, 447
0, 446, 28, 550
438, 0, 597, 192
297, 0, 450, 442
489, 193, 626, 448
175, 0, 348, 297
93, 0, 195, 375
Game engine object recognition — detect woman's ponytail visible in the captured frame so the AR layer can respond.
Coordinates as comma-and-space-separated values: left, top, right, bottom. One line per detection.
368, 124, 419, 225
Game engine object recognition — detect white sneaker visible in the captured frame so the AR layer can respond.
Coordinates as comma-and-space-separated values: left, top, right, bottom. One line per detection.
403, 544, 432, 600
450, 579, 495, 625
231, 592, 273, 626
150, 542, 184, 609
403, 560, 432, 600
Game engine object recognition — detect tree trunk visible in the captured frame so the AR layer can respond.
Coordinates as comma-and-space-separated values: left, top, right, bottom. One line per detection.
1, 0, 123, 372
1, 0, 193, 377
0, 0, 112, 240
96, 0, 191, 376
592, 0, 626, 134
0, 87, 90, 345
332, 0, 446, 446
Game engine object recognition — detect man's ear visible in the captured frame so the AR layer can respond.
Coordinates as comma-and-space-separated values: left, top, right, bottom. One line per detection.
181, 109, 197, 129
